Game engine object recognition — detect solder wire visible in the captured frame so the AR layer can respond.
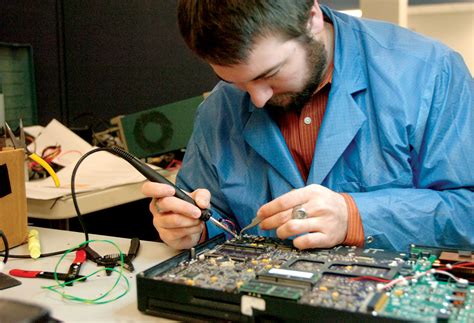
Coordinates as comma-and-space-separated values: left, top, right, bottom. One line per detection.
42, 239, 130, 304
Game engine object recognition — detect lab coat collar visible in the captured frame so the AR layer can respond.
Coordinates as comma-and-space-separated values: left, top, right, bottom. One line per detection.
243, 109, 304, 188
309, 6, 367, 184
320, 5, 367, 95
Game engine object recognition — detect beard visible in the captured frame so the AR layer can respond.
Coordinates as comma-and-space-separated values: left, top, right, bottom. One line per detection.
265, 37, 328, 112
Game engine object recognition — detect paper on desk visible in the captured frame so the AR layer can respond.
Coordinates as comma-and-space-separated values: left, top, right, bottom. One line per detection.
23, 125, 44, 138
24, 119, 160, 200
26, 149, 152, 200
27, 119, 92, 167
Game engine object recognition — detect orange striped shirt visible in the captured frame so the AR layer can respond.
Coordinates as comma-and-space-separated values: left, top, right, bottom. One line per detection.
273, 64, 365, 247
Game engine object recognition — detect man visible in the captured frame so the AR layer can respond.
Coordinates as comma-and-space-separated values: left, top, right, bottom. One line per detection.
142, 0, 473, 251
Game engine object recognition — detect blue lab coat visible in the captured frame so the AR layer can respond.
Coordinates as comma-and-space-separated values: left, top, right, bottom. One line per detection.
176, 6, 474, 251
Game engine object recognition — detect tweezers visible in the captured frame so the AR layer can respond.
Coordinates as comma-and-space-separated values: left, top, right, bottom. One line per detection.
239, 216, 263, 236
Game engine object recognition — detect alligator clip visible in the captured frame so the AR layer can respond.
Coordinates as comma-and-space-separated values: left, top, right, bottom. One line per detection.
101, 237, 140, 272
84, 238, 140, 275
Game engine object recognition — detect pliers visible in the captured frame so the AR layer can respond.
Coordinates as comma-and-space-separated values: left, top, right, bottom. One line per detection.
9, 249, 87, 285
5, 120, 60, 187
84, 238, 140, 275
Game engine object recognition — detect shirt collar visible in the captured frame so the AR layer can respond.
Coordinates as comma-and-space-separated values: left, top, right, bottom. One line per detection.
314, 22, 334, 93
315, 61, 333, 93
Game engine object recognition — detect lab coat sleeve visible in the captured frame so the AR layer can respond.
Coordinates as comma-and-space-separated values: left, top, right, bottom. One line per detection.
176, 117, 236, 240
350, 51, 474, 251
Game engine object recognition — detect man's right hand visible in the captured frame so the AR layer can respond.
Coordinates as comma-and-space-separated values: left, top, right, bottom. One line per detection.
141, 181, 211, 250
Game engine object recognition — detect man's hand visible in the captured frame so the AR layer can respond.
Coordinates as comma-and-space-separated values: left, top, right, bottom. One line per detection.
257, 184, 348, 249
141, 181, 211, 250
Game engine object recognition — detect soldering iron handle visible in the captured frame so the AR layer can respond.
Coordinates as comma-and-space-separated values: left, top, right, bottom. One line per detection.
109, 147, 212, 222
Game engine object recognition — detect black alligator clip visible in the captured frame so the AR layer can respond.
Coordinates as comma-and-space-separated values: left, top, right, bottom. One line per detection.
84, 238, 140, 275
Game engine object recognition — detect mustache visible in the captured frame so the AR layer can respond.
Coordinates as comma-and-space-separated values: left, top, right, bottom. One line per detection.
265, 78, 320, 112
268, 92, 297, 105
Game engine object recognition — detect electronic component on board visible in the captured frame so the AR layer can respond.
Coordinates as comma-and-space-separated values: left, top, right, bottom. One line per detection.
137, 235, 474, 322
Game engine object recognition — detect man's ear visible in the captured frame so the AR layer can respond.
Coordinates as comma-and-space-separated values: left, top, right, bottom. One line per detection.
307, 1, 324, 35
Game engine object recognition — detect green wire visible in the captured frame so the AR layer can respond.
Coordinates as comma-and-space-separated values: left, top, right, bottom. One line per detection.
41, 239, 130, 304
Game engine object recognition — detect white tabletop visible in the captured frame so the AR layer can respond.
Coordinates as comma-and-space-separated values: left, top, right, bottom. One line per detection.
0, 227, 179, 322
27, 181, 147, 220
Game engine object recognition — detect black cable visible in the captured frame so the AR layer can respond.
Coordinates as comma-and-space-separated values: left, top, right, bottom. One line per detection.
0, 148, 106, 259
70, 147, 111, 244
0, 249, 76, 259
71, 146, 236, 238
0, 146, 234, 259
0, 230, 9, 263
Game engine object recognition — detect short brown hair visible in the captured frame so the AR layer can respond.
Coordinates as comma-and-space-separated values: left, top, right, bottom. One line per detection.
177, 0, 314, 66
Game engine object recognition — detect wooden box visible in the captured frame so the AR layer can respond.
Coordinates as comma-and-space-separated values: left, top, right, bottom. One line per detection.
0, 148, 28, 251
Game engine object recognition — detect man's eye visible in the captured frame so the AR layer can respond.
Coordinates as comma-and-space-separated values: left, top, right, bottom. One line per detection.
263, 72, 278, 80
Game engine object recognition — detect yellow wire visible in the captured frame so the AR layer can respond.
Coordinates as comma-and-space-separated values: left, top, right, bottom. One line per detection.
29, 153, 61, 187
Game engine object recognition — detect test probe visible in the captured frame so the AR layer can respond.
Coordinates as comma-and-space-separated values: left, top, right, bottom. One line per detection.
107, 147, 238, 239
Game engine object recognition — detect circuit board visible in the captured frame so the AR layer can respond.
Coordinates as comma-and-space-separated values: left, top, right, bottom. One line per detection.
137, 234, 474, 322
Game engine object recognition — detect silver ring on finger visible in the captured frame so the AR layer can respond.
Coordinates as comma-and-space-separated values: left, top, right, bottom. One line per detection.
291, 205, 307, 219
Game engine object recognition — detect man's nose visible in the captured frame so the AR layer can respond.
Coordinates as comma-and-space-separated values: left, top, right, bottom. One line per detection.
246, 82, 273, 108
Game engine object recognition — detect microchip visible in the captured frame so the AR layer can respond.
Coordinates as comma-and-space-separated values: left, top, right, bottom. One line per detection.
183, 271, 200, 279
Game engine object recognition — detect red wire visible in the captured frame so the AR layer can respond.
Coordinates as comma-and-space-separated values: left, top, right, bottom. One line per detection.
165, 159, 182, 171
438, 262, 474, 271
350, 276, 391, 283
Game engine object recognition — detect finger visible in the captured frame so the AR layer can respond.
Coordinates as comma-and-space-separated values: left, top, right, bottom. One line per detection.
141, 181, 175, 197
257, 190, 307, 218
260, 201, 315, 232
276, 217, 322, 240
293, 232, 332, 250
259, 210, 292, 230
191, 188, 211, 209
153, 196, 202, 219
160, 223, 205, 250
157, 222, 203, 242
154, 212, 201, 229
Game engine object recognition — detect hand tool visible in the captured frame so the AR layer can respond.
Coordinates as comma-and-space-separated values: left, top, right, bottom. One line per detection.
5, 120, 60, 187
101, 237, 140, 272
240, 205, 308, 236
9, 250, 87, 285
239, 216, 263, 236
64, 249, 87, 285
9, 269, 86, 283
108, 147, 238, 239
84, 238, 140, 275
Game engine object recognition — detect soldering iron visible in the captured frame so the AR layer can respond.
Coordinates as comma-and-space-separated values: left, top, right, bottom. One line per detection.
107, 147, 238, 239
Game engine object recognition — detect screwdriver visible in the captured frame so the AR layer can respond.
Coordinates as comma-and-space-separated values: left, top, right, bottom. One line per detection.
108, 147, 238, 239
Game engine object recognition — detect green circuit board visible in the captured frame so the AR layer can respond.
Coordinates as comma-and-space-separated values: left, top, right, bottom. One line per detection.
139, 235, 474, 322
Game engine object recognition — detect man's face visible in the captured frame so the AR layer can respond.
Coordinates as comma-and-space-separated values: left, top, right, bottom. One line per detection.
211, 34, 328, 110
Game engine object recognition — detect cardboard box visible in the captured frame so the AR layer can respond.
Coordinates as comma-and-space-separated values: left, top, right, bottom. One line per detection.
0, 148, 28, 251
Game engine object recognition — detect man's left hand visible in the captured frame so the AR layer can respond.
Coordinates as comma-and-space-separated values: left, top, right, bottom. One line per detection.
257, 184, 348, 249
